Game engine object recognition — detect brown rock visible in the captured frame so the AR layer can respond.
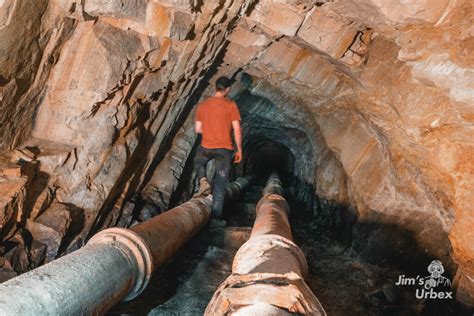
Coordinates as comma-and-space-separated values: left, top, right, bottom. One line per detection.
4, 243, 29, 273
297, 7, 357, 58
27, 240, 47, 269
0, 159, 21, 177
248, 1, 305, 36
26, 202, 73, 262
84, 0, 147, 20
228, 27, 271, 48
0, 0, 71, 152
170, 11, 194, 40
0, 268, 17, 283
0, 175, 27, 240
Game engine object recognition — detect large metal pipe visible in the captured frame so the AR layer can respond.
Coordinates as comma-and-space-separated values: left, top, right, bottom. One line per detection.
262, 172, 284, 197
0, 174, 255, 315
205, 173, 327, 315
0, 195, 212, 315
225, 174, 255, 201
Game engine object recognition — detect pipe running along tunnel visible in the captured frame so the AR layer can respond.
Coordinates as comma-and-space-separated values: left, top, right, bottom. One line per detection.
0, 108, 312, 314
0, 81, 309, 314
0, 176, 254, 314
0, 0, 470, 313
206, 173, 326, 315
0, 80, 458, 315
0, 171, 316, 315
0, 84, 446, 314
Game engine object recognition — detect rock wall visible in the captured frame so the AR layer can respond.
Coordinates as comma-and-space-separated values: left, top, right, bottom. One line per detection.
0, 0, 75, 152
0, 0, 472, 307
206, 0, 473, 305
0, 0, 255, 277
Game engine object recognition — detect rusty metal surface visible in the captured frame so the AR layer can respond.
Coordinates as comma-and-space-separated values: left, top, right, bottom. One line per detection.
128, 174, 252, 279
131, 196, 212, 266
205, 272, 326, 315
252, 194, 292, 240
205, 173, 327, 315
233, 234, 308, 277
0, 197, 213, 315
226, 174, 255, 201
262, 173, 284, 197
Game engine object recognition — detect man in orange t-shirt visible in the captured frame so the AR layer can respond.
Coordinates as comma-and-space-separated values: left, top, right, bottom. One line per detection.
194, 76, 242, 227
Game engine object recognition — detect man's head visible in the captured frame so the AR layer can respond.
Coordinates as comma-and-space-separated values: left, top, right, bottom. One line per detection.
215, 76, 232, 95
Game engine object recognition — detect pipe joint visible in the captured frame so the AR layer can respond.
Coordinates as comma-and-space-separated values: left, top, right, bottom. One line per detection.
226, 175, 255, 201
205, 272, 326, 315
88, 227, 154, 301
233, 234, 308, 278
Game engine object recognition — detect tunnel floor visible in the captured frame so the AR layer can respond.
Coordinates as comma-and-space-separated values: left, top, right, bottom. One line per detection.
108, 183, 463, 316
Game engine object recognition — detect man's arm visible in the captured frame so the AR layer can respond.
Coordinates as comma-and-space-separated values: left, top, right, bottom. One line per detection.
232, 120, 242, 163
195, 121, 202, 134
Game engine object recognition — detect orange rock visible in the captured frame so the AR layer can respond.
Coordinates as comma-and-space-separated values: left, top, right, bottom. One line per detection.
0, 175, 27, 240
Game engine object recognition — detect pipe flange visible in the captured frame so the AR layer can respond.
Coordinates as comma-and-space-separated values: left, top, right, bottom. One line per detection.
233, 234, 308, 278
88, 227, 154, 301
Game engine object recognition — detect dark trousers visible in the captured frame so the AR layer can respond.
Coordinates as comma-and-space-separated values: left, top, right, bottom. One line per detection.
194, 145, 233, 218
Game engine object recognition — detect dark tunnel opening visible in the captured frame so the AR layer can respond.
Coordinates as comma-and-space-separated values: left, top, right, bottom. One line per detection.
242, 138, 295, 184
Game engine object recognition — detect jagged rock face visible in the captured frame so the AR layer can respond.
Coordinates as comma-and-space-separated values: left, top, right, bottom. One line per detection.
0, 0, 472, 306
0, 0, 75, 152
218, 0, 473, 305
0, 0, 255, 270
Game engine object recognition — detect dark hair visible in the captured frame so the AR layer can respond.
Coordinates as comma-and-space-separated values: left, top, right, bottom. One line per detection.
215, 76, 232, 92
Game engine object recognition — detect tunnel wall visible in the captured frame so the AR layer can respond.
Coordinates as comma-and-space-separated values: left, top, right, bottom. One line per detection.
0, 0, 256, 268
200, 0, 472, 301
0, 1, 75, 152
0, 0, 472, 304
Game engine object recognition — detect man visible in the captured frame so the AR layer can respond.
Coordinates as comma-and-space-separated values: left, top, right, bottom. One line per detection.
194, 76, 242, 228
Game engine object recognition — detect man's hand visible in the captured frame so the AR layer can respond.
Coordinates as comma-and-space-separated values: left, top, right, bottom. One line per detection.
234, 150, 243, 163
232, 120, 242, 163
195, 121, 202, 134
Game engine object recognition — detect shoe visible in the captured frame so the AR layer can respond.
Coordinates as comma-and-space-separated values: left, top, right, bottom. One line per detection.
193, 178, 212, 198
209, 219, 227, 229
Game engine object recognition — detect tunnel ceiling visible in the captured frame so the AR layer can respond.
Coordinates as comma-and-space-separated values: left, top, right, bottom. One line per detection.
0, 0, 472, 304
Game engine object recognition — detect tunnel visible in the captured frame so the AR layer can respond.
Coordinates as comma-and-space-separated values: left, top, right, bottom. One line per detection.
0, 0, 472, 315
242, 138, 295, 182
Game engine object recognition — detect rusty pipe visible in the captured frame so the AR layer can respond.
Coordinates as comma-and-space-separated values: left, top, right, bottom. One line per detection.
130, 196, 211, 268
225, 174, 255, 201
262, 172, 284, 197
0, 196, 212, 315
205, 173, 327, 315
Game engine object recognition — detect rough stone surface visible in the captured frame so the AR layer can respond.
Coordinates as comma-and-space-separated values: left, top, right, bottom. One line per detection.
26, 202, 73, 262
0, 0, 472, 308
0, 175, 27, 240
0, 268, 17, 283
0, 0, 75, 152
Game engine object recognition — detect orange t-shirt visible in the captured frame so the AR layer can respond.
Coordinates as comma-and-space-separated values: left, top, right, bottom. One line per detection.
195, 96, 241, 150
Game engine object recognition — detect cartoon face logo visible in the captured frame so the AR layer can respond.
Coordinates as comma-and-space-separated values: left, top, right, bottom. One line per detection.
424, 260, 451, 289
428, 260, 444, 278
